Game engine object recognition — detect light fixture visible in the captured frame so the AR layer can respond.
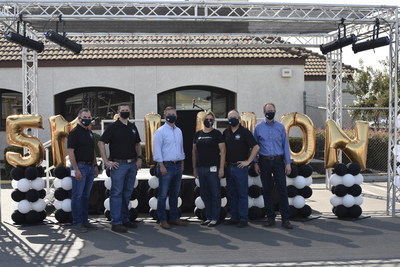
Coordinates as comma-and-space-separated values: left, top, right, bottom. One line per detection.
320, 19, 357, 55
352, 19, 390, 54
4, 17, 44, 53
44, 15, 82, 55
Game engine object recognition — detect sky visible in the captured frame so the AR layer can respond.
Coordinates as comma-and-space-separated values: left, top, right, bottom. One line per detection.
249, 0, 399, 70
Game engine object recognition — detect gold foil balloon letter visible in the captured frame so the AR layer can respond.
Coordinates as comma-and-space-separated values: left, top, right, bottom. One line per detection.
325, 120, 369, 170
6, 114, 44, 167
49, 115, 71, 167
240, 112, 257, 133
144, 113, 161, 164
280, 112, 316, 165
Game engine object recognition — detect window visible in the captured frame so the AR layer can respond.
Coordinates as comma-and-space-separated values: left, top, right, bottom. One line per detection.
0, 90, 22, 131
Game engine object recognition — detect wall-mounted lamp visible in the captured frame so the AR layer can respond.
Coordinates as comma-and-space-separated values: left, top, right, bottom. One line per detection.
320, 19, 357, 55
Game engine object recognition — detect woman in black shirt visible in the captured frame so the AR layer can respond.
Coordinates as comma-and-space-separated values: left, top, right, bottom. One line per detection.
192, 111, 226, 227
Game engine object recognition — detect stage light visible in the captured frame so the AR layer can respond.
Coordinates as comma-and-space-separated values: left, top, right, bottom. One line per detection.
320, 19, 357, 55
45, 30, 82, 55
352, 36, 390, 54
4, 31, 44, 53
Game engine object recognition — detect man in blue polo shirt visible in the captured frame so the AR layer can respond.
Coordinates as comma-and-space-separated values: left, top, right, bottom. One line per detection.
254, 102, 294, 229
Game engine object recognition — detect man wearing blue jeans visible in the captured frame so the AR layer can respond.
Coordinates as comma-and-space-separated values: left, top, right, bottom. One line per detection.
153, 106, 187, 229
98, 104, 142, 233
68, 108, 99, 233
223, 109, 259, 228
254, 102, 294, 229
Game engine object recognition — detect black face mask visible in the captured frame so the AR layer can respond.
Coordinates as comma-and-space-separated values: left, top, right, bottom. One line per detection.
228, 118, 239, 127
203, 119, 214, 128
120, 111, 130, 119
81, 118, 92, 127
166, 115, 177, 123
265, 112, 275, 120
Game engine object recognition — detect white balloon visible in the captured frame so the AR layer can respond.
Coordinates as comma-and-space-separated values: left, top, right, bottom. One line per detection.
342, 174, 355, 187
131, 199, 138, 209
254, 195, 265, 208
330, 195, 343, 207
148, 176, 159, 189
13, 201, 19, 210
220, 178, 227, 187
330, 174, 342, 186
53, 178, 62, 189
195, 178, 200, 187
288, 197, 293, 206
304, 176, 313, 187
104, 177, 112, 190
248, 177, 255, 187
286, 177, 294, 186
61, 199, 72, 212
11, 179, 18, 189
128, 200, 132, 209
221, 197, 227, 207
354, 195, 364, 205
178, 197, 182, 208
17, 178, 31, 192
166, 197, 170, 210
134, 178, 138, 188
248, 196, 254, 208
31, 177, 45, 191
397, 155, 400, 163
148, 197, 158, 210
342, 194, 355, 208
18, 200, 31, 214
61, 176, 73, 190
253, 176, 263, 187
292, 195, 305, 209
294, 175, 306, 189
53, 199, 62, 210
31, 199, 46, 212
195, 196, 205, 209
104, 198, 110, 210
354, 174, 364, 185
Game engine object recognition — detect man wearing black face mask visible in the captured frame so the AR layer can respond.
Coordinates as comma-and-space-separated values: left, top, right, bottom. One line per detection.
68, 108, 99, 232
254, 102, 294, 229
223, 109, 259, 228
98, 104, 142, 233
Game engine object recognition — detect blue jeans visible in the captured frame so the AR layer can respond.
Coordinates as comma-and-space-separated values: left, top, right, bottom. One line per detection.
198, 167, 221, 221
259, 157, 290, 222
226, 165, 248, 222
110, 162, 137, 225
72, 163, 95, 225
157, 163, 182, 223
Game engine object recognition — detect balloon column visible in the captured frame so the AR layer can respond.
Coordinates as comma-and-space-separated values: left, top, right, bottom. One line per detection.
53, 165, 73, 223
247, 165, 265, 220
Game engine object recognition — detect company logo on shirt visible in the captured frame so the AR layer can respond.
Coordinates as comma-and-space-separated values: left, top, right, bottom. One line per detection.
198, 136, 212, 140
132, 129, 136, 134
235, 134, 241, 140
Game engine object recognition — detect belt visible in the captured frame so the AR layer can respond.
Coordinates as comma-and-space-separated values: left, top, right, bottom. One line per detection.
163, 161, 182, 164
227, 162, 239, 166
259, 155, 284, 160
78, 161, 94, 165
112, 158, 136, 163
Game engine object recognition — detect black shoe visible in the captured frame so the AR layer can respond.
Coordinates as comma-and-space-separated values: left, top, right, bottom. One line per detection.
237, 221, 248, 228
263, 219, 276, 227
224, 220, 239, 225
281, 221, 294, 229
201, 220, 211, 226
123, 221, 138, 229
111, 224, 128, 233
208, 220, 218, 227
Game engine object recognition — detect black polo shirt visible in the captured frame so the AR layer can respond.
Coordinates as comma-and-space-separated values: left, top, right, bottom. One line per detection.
67, 124, 95, 162
193, 129, 224, 167
223, 125, 257, 163
100, 119, 141, 160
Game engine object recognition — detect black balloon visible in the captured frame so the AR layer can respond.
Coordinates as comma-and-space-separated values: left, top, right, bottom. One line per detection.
348, 205, 362, 218
106, 167, 111, 177
55, 209, 72, 223
299, 164, 313, 177
299, 186, 313, 199
248, 206, 263, 220
333, 163, 347, 176
248, 185, 262, 198
105, 189, 110, 198
194, 186, 201, 197
37, 166, 45, 178
11, 210, 26, 224
54, 165, 70, 179
26, 210, 41, 224
11, 189, 26, 202
347, 162, 361, 176
38, 210, 47, 221
149, 166, 156, 176
331, 186, 336, 194
334, 184, 347, 197
289, 205, 298, 218
194, 207, 202, 219
287, 185, 298, 198
38, 189, 46, 199
219, 207, 227, 221
220, 186, 227, 198
104, 210, 111, 221
129, 208, 138, 221
348, 184, 362, 197
25, 166, 38, 180
287, 164, 299, 178
54, 188, 69, 201
11, 167, 25, 181
248, 163, 259, 177
298, 204, 312, 217
130, 189, 138, 200
334, 205, 348, 218
26, 189, 40, 202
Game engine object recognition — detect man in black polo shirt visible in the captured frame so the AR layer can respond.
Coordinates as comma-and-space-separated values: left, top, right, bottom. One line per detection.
98, 104, 142, 233
223, 109, 259, 228
68, 108, 99, 233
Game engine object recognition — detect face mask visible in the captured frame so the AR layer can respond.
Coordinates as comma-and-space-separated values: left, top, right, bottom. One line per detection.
81, 118, 92, 127
203, 119, 214, 128
120, 111, 130, 119
228, 118, 239, 127
265, 112, 275, 120
166, 115, 177, 123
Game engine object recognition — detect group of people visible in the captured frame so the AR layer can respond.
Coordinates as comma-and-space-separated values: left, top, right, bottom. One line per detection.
67, 103, 294, 233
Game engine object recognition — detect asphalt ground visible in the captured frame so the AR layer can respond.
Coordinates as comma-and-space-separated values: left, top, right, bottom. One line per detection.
1, 178, 400, 267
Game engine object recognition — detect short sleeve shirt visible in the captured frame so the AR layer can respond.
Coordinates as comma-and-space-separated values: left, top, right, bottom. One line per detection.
223, 125, 257, 162
100, 119, 141, 159
67, 124, 95, 162
193, 129, 224, 167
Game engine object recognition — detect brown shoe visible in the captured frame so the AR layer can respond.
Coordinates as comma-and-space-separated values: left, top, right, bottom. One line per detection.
169, 219, 188, 226
281, 221, 294, 229
160, 222, 171, 229
263, 218, 276, 227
